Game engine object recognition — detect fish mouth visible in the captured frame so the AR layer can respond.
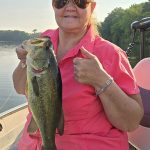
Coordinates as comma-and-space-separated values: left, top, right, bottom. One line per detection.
32, 68, 45, 74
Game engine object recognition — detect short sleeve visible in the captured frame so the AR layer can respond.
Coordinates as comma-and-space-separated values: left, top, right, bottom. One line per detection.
93, 39, 140, 95
108, 48, 139, 95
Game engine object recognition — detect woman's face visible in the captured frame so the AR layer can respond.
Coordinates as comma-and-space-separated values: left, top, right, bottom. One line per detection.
52, 0, 96, 33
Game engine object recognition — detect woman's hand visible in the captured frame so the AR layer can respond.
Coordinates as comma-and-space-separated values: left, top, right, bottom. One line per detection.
73, 47, 110, 89
13, 43, 28, 94
16, 44, 28, 67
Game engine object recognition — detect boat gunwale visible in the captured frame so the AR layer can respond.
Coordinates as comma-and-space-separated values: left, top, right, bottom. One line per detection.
0, 102, 28, 119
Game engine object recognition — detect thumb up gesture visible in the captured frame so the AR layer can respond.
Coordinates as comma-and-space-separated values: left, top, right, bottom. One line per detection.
73, 47, 109, 89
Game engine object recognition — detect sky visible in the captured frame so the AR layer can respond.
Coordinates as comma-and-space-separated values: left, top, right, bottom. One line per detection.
0, 0, 148, 33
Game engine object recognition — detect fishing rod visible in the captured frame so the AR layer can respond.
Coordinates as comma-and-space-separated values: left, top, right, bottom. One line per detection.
126, 17, 150, 60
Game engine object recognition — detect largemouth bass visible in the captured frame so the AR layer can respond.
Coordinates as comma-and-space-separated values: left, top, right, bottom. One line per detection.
22, 37, 64, 150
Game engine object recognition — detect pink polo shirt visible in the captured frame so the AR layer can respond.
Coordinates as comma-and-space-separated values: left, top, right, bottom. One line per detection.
18, 26, 139, 150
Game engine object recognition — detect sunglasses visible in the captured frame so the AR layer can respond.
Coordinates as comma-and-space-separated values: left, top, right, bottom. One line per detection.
53, 0, 93, 9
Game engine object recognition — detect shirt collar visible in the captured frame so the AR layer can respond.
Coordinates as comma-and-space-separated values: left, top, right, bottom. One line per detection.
42, 25, 96, 59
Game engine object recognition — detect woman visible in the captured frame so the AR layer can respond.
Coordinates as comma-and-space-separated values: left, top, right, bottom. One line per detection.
13, 0, 144, 149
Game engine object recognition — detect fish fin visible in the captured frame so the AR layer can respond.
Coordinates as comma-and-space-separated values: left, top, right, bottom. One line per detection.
31, 76, 39, 97
27, 116, 38, 135
57, 109, 64, 136
57, 68, 62, 88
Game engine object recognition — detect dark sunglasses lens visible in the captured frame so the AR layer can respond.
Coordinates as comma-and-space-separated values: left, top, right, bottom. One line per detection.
54, 0, 67, 9
75, 0, 89, 9
54, 0, 90, 9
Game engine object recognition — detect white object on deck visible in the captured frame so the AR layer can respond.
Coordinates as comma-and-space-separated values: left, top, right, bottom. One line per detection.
0, 103, 28, 150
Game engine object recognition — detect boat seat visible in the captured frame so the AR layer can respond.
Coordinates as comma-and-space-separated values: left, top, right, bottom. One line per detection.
133, 58, 150, 127
128, 58, 150, 150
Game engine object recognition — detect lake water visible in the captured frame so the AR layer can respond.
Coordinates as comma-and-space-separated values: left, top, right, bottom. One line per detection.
0, 44, 26, 114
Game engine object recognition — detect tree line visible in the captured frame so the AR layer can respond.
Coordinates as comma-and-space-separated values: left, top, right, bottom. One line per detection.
98, 0, 150, 66
0, 30, 40, 43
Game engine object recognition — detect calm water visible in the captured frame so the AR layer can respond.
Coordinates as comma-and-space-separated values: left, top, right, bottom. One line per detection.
0, 44, 26, 114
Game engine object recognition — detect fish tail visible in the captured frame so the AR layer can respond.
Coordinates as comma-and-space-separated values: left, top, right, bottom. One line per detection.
42, 144, 57, 150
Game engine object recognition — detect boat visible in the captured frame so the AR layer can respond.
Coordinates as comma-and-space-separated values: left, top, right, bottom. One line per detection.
0, 103, 28, 150
0, 17, 150, 150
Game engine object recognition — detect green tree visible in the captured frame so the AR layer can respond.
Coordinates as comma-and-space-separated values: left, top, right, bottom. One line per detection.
32, 29, 37, 34
98, 0, 150, 67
